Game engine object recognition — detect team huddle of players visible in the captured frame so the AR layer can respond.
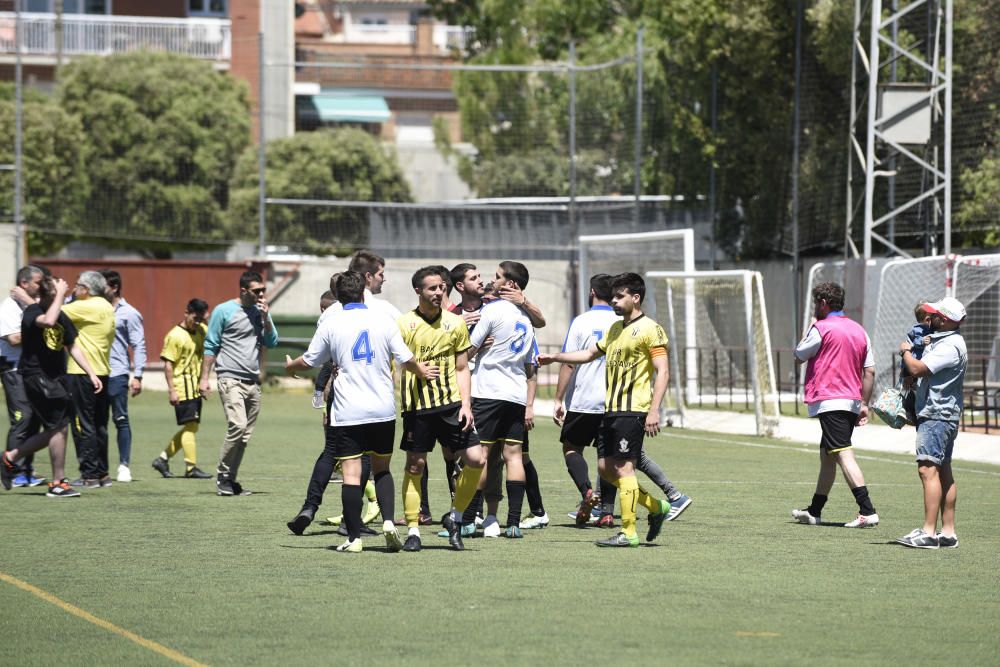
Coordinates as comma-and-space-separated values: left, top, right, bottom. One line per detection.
284, 252, 691, 553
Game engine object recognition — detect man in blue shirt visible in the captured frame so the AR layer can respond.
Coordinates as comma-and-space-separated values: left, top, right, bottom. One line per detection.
100, 270, 146, 483
896, 297, 968, 549
199, 271, 279, 496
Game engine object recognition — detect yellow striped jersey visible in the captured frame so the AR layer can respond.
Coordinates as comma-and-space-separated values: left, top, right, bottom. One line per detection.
595, 314, 668, 415
398, 308, 471, 413
160, 323, 206, 402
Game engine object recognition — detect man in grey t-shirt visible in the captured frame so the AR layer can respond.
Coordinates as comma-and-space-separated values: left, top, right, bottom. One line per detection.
199, 271, 279, 496
896, 297, 968, 549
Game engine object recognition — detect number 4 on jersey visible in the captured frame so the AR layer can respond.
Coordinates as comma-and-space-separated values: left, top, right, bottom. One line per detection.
352, 330, 374, 365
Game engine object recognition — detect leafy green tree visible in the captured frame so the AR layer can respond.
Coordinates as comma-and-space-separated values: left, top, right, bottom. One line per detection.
227, 128, 412, 255
0, 85, 89, 256
57, 52, 250, 257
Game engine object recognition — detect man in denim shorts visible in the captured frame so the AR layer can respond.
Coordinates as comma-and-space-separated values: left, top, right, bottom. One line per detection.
896, 297, 967, 549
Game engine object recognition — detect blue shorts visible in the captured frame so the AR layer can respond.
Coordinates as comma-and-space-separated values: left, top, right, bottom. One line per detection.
915, 419, 958, 466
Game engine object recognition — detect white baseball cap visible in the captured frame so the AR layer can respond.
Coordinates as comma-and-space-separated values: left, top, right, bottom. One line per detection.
924, 297, 966, 323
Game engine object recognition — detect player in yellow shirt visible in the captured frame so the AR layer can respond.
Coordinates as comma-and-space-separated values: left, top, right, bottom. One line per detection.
538, 272, 671, 547
62, 271, 116, 487
152, 299, 212, 480
397, 267, 487, 551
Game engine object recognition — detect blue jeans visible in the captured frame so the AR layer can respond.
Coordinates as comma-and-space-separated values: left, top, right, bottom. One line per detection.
108, 375, 132, 466
915, 419, 958, 466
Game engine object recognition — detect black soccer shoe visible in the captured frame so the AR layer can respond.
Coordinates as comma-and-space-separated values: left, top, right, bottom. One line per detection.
151, 457, 175, 478
447, 521, 465, 551
402, 534, 422, 552
184, 467, 212, 479
287, 507, 315, 536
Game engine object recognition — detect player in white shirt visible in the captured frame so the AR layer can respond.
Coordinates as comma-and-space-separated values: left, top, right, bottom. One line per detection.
554, 274, 693, 527
285, 271, 437, 553
465, 261, 537, 538
317, 250, 402, 326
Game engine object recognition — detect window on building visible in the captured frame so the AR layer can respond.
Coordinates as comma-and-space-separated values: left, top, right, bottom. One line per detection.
26, 0, 109, 11
189, 0, 227, 17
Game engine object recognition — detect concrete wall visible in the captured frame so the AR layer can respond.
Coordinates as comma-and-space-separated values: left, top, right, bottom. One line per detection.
0, 223, 17, 288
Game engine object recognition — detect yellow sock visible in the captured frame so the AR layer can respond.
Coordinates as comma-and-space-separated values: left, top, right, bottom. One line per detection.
402, 471, 422, 528
180, 422, 199, 468
637, 484, 661, 513
618, 475, 639, 539
453, 464, 484, 515
364, 480, 377, 501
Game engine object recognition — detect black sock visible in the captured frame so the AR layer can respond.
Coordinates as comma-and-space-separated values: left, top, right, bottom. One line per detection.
444, 458, 457, 497
341, 483, 364, 540
807, 494, 828, 518
523, 459, 545, 516
565, 453, 591, 496
420, 465, 430, 516
373, 471, 394, 522
851, 486, 875, 516
599, 477, 617, 515
506, 480, 525, 527
360, 455, 372, 485
462, 490, 483, 524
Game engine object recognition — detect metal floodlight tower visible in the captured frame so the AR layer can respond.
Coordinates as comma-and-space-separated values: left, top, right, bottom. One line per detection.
845, 0, 952, 259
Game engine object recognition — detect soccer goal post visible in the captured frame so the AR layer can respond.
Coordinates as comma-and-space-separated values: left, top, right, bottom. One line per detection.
645, 270, 780, 437
578, 229, 698, 407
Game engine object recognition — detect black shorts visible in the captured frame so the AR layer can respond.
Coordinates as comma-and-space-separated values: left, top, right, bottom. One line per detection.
596, 414, 645, 460
327, 420, 395, 460
22, 374, 72, 432
560, 411, 603, 448
174, 398, 203, 425
473, 398, 525, 446
818, 411, 856, 453
522, 430, 530, 453
400, 404, 479, 454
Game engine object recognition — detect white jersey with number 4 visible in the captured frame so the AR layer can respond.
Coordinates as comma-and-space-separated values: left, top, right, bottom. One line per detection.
469, 299, 535, 405
303, 303, 413, 425
563, 305, 619, 414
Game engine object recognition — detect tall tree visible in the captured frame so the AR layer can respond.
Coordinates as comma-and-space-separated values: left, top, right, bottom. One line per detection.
57, 52, 251, 257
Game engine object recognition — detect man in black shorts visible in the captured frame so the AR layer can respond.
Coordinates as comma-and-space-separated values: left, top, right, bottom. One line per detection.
792, 282, 878, 528
1, 275, 104, 497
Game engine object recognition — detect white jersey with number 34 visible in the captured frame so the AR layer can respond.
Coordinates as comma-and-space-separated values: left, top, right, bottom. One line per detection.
469, 299, 535, 405
303, 303, 413, 425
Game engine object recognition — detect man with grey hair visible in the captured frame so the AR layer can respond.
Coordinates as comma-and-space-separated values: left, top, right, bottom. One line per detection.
63, 270, 116, 487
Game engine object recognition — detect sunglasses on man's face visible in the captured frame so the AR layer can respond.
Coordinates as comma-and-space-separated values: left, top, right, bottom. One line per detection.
246, 287, 266, 296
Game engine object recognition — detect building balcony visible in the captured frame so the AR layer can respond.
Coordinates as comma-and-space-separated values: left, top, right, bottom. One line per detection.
330, 22, 470, 54
0, 12, 231, 66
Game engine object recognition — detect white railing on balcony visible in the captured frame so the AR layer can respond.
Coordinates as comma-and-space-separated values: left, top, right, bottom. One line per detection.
341, 23, 415, 45
433, 25, 473, 53
0, 12, 231, 61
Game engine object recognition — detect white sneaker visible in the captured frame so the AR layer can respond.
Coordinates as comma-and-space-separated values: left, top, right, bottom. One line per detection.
383, 521, 403, 553
116, 464, 132, 483
311, 390, 325, 409
519, 513, 550, 529
791, 508, 820, 525
336, 538, 363, 553
844, 513, 879, 528
482, 516, 501, 538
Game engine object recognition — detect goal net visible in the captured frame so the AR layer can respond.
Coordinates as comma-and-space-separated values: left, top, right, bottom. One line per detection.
952, 255, 1000, 387
646, 270, 780, 437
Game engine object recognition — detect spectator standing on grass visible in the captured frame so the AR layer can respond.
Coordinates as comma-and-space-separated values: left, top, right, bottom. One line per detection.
152, 299, 212, 480
1, 265, 45, 487
200, 270, 278, 497
63, 271, 116, 488
99, 269, 146, 483
792, 282, 878, 528
1, 275, 103, 497
895, 297, 967, 549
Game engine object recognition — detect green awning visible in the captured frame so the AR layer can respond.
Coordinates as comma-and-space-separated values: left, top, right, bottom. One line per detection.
301, 95, 391, 124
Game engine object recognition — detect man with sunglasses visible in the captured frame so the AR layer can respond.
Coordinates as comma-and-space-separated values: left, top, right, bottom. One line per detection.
200, 271, 279, 496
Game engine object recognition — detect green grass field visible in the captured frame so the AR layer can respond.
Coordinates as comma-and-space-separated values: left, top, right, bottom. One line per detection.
2, 391, 999, 666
